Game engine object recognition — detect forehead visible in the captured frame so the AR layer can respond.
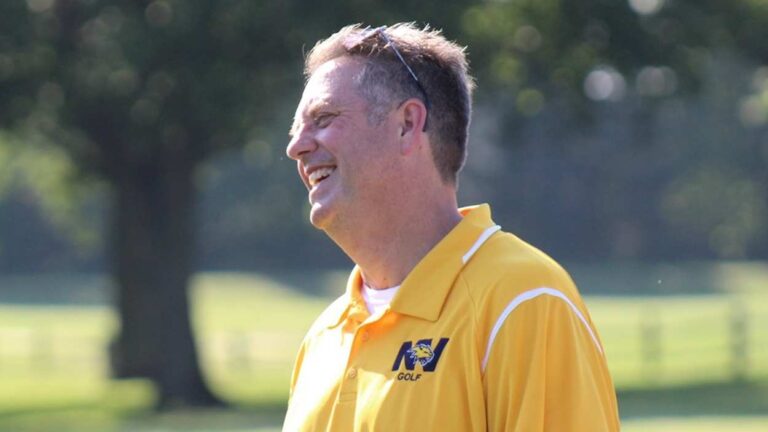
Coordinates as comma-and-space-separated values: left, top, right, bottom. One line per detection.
299, 57, 365, 110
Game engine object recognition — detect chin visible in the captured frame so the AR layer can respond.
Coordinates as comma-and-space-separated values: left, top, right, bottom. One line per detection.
309, 204, 334, 230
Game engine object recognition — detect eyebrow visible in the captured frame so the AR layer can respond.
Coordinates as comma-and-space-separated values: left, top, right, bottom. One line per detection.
288, 116, 300, 137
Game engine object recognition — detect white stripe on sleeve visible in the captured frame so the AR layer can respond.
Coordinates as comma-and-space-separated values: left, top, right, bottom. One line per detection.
462, 225, 501, 264
481, 287, 603, 373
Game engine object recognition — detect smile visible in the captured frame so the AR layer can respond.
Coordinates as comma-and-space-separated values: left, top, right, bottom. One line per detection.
308, 167, 336, 187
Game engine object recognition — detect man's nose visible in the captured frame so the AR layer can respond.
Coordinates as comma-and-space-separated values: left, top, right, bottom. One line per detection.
286, 127, 317, 160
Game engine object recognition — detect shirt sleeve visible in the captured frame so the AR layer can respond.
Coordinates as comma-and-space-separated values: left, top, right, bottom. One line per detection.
287, 340, 307, 400
482, 293, 620, 431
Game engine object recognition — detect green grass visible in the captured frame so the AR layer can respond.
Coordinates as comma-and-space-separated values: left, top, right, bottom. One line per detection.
0, 262, 767, 430
622, 416, 768, 432
619, 380, 768, 431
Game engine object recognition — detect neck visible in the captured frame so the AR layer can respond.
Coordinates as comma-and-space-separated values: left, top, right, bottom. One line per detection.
328, 193, 462, 289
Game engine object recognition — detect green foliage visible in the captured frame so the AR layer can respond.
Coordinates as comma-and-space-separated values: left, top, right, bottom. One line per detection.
457, 0, 768, 119
2, 0, 768, 268
0, 132, 104, 258
661, 167, 767, 257
0, 0, 315, 179
5, 0, 763, 175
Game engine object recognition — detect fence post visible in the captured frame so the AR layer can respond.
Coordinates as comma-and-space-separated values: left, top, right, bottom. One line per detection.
640, 305, 661, 382
730, 300, 749, 380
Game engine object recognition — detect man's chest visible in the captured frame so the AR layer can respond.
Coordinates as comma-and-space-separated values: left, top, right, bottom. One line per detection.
286, 309, 486, 431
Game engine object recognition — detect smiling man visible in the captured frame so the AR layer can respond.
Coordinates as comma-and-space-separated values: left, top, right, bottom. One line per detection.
283, 23, 619, 431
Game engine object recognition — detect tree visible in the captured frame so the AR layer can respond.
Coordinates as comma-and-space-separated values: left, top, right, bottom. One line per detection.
0, 0, 309, 407
0, 0, 477, 408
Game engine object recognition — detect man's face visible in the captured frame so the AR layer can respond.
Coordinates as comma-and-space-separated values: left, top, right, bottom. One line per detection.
287, 57, 401, 230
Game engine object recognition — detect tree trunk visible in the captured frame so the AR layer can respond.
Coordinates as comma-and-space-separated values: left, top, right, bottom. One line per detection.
109, 155, 221, 409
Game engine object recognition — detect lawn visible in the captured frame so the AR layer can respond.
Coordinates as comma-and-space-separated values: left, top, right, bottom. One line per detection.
0, 262, 766, 431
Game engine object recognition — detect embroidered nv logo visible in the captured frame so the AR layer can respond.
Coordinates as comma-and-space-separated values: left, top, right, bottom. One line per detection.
391, 338, 450, 372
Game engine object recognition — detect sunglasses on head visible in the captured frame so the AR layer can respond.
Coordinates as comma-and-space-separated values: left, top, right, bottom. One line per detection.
344, 25, 430, 130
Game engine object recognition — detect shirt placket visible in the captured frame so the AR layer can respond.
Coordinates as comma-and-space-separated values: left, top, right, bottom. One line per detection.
337, 302, 370, 403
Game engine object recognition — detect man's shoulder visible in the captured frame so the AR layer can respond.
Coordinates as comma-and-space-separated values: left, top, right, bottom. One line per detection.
459, 229, 577, 303
456, 230, 592, 347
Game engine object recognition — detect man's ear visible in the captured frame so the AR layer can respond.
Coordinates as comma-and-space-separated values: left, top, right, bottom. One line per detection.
399, 98, 428, 155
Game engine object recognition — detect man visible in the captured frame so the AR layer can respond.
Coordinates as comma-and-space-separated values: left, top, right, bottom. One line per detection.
283, 23, 619, 431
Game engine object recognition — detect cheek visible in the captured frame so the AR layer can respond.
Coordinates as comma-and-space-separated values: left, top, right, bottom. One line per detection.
312, 127, 343, 153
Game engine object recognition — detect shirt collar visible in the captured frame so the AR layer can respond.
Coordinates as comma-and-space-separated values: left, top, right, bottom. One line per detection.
323, 269, 367, 329
326, 204, 499, 328
390, 204, 499, 321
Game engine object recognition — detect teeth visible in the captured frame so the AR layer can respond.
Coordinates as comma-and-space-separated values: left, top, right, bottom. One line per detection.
308, 167, 335, 186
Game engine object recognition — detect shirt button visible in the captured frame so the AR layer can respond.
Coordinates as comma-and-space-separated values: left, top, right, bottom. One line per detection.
347, 368, 358, 379
361, 331, 370, 342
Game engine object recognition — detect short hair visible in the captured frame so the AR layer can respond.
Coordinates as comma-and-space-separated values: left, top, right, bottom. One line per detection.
305, 23, 475, 185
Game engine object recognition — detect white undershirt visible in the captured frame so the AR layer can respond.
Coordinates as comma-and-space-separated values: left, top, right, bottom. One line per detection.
361, 282, 400, 315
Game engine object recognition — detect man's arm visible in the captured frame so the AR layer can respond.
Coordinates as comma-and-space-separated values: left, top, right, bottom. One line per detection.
482, 291, 620, 431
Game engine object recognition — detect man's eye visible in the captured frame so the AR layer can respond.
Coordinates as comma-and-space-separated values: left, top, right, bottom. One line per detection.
315, 113, 335, 127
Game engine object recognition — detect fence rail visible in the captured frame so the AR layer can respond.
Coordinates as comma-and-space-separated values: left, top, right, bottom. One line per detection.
598, 300, 768, 386
1, 304, 767, 389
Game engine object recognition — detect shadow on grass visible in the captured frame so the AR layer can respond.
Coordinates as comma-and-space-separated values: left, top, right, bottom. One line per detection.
3, 380, 768, 430
618, 379, 768, 419
0, 399, 287, 432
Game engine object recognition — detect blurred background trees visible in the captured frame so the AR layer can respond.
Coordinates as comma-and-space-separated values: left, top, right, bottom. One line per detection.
1, 0, 766, 407
0, 0, 309, 407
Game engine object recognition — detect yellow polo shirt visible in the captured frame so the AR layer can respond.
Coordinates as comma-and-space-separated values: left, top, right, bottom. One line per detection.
283, 204, 619, 431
